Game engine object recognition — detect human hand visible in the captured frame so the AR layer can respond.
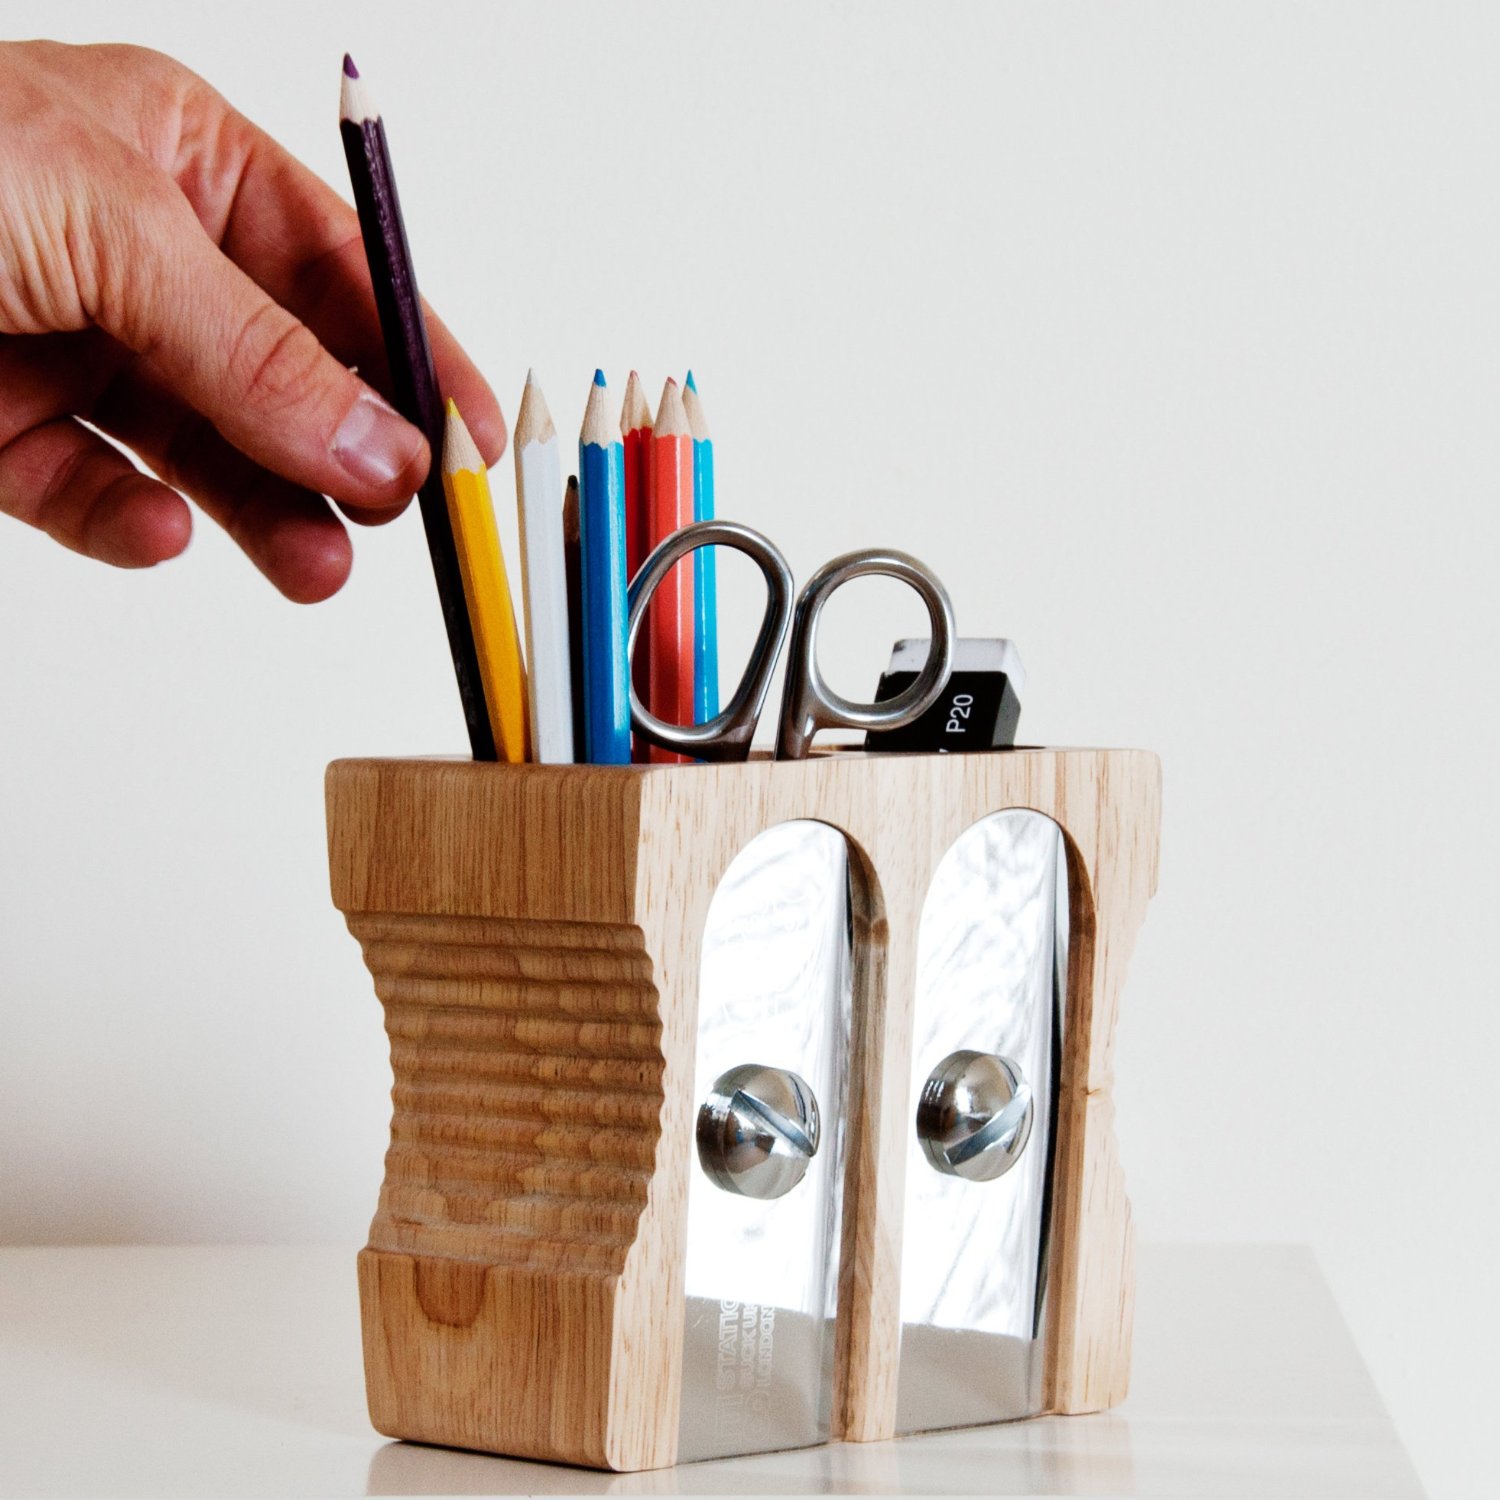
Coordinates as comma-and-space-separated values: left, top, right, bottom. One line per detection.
0, 41, 505, 602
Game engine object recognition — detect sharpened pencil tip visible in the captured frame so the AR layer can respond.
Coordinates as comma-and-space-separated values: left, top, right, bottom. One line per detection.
682, 375, 711, 442
339, 55, 376, 123
654, 377, 690, 436
685, 370, 697, 392
514, 373, 556, 448
442, 399, 484, 475
526, 367, 535, 385
581, 373, 622, 446
621, 370, 652, 435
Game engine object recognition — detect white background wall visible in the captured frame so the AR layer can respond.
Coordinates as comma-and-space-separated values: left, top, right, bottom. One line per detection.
0, 4, 1492, 1494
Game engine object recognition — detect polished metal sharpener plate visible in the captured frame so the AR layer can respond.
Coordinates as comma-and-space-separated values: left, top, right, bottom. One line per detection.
896, 809, 1068, 1433
678, 821, 852, 1463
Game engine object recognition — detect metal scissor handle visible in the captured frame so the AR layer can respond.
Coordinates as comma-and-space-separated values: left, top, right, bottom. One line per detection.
627, 521, 794, 762
774, 549, 955, 759
628, 521, 955, 761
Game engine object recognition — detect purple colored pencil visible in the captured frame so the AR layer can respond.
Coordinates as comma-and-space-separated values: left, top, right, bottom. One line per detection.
338, 54, 495, 760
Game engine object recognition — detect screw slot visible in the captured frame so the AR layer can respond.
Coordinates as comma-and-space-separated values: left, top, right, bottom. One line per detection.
696, 1063, 821, 1200
915, 1049, 1033, 1183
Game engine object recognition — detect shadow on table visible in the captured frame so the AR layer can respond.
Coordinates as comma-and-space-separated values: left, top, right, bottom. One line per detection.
365, 1415, 1137, 1497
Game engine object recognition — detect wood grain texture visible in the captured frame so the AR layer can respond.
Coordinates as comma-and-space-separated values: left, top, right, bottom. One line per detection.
326, 747, 1160, 1469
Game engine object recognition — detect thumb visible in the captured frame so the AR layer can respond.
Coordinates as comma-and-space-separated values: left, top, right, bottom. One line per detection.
96, 179, 428, 511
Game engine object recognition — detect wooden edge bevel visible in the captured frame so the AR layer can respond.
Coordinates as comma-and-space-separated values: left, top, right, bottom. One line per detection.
832, 839, 891, 1442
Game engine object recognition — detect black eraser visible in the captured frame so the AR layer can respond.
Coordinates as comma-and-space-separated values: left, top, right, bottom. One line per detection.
864, 639, 1024, 753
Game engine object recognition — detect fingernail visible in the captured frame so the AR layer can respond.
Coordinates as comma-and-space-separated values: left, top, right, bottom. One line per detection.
333, 390, 425, 495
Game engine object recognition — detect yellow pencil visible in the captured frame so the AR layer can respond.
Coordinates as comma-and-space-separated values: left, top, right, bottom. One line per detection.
441, 399, 529, 762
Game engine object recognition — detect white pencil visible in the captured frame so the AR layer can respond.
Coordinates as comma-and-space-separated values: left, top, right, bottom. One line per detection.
513, 371, 574, 763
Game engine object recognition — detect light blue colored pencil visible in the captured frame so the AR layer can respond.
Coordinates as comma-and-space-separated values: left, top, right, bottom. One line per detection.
683, 371, 719, 724
578, 370, 630, 764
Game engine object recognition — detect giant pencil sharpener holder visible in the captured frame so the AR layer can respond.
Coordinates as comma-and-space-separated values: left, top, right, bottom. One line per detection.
325, 748, 1160, 1471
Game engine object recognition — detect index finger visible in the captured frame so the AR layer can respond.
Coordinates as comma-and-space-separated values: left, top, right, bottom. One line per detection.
176, 79, 507, 467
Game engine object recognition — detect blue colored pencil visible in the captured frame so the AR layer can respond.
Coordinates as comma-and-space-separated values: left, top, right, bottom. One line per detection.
683, 371, 719, 724
578, 371, 631, 764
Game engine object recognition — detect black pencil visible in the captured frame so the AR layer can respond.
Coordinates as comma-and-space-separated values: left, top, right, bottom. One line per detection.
339, 54, 495, 761
562, 476, 587, 764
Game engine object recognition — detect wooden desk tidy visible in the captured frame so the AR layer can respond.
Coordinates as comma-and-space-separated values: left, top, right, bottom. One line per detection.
325, 748, 1161, 1471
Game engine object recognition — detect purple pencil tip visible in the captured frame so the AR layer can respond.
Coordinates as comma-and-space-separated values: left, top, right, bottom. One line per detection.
593, 368, 606, 387
342, 53, 359, 79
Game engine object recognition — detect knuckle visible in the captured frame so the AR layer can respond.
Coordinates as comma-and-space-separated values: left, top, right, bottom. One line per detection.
228, 306, 329, 417
78, 159, 186, 342
0, 129, 149, 336
32, 437, 97, 549
89, 43, 189, 86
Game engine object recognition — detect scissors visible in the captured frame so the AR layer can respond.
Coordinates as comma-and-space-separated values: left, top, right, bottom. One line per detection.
625, 520, 955, 761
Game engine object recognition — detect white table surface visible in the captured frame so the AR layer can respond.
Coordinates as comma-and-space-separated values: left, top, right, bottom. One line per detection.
0, 1244, 1422, 1498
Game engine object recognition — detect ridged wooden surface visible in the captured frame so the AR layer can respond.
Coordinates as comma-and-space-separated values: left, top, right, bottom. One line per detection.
327, 748, 1160, 1470
350, 913, 661, 1275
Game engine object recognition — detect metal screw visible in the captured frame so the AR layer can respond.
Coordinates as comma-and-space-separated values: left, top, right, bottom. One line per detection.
915, 1049, 1033, 1182
696, 1063, 821, 1200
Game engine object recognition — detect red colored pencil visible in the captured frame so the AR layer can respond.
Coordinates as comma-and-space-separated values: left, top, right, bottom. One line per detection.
647, 378, 695, 763
621, 370, 653, 759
